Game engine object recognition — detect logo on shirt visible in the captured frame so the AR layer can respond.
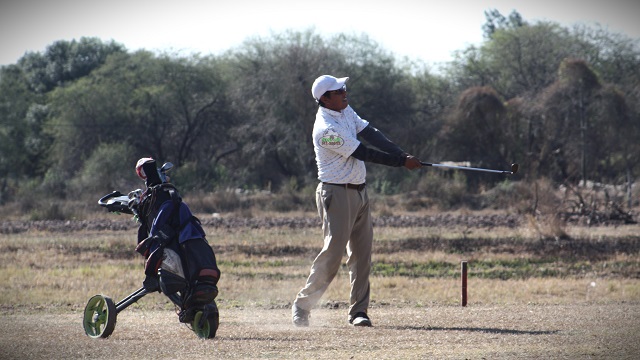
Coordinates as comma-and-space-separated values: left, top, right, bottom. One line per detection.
319, 129, 344, 149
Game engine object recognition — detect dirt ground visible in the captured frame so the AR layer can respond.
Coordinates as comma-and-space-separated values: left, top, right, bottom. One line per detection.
1, 303, 639, 359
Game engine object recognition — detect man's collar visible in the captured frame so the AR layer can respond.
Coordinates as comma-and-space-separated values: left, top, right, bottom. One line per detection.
320, 106, 345, 117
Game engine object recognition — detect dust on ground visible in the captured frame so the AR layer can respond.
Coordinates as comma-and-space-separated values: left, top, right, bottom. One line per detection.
1, 304, 639, 359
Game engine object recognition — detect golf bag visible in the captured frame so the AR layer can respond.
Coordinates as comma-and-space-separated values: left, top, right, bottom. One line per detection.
132, 158, 220, 313
84, 158, 220, 339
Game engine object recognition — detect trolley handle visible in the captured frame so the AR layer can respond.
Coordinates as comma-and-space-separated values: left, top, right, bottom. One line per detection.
98, 190, 133, 214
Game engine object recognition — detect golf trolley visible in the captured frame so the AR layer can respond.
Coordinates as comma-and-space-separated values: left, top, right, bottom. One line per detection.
83, 163, 219, 340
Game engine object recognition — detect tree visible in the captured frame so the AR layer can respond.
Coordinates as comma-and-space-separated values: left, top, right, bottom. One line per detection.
126, 54, 234, 167
46, 51, 235, 192
18, 37, 125, 93
0, 66, 31, 202
441, 86, 511, 167
482, 9, 526, 39
221, 30, 438, 192
527, 59, 635, 184
46, 52, 137, 177
0, 38, 126, 199
71, 142, 138, 196
451, 17, 596, 100
448, 14, 640, 186
3, 22, 638, 205
221, 30, 347, 189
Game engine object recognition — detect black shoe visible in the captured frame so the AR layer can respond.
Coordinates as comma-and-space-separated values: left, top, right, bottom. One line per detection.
349, 312, 372, 327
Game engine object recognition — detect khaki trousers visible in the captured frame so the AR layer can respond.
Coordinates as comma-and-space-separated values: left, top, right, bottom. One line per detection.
293, 182, 373, 317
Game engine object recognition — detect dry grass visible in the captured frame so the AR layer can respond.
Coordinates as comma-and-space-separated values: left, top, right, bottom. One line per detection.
1, 223, 639, 359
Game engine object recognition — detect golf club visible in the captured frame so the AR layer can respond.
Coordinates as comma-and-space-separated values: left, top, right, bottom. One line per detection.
420, 162, 519, 175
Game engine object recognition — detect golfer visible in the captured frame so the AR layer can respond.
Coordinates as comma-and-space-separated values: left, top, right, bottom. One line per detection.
292, 75, 422, 327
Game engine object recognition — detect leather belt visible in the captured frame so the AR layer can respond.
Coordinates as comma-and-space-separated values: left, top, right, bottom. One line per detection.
322, 182, 366, 191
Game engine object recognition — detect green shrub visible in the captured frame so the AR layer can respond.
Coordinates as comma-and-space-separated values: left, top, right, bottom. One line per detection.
415, 170, 470, 210
29, 202, 69, 221
70, 143, 138, 197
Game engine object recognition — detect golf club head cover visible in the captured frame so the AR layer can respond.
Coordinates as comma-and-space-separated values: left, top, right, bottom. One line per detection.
140, 160, 163, 187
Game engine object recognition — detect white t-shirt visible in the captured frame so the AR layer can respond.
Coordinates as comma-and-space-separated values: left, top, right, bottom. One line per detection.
312, 105, 369, 184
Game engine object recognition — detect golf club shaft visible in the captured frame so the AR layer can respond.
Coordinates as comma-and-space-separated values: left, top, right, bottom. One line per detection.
421, 162, 512, 174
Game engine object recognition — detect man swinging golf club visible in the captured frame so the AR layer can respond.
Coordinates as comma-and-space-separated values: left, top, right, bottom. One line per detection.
291, 75, 422, 327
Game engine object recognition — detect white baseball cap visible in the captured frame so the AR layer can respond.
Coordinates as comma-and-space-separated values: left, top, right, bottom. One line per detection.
311, 75, 349, 101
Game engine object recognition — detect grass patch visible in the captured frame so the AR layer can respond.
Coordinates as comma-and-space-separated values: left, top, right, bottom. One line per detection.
1, 223, 639, 312
373, 261, 457, 278
371, 257, 640, 280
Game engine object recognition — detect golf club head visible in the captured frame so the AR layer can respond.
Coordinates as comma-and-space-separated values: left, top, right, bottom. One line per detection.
159, 162, 174, 183
161, 162, 174, 173
510, 163, 519, 174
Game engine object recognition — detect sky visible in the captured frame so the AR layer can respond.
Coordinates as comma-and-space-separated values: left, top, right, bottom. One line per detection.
1, 0, 639, 68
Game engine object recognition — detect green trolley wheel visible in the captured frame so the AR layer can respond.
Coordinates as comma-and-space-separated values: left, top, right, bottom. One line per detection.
192, 309, 219, 339
83, 294, 117, 338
